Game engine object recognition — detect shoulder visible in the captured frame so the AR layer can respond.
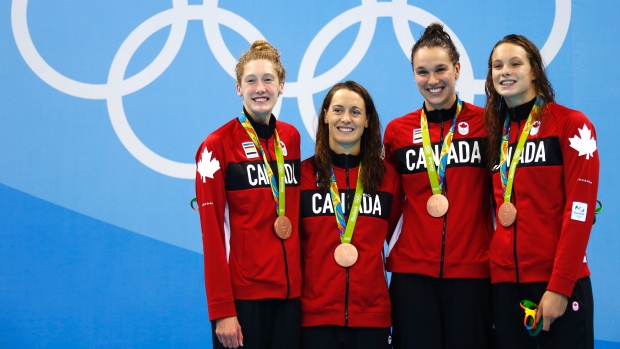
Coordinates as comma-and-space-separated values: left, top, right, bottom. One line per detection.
385, 110, 421, 135
196, 118, 240, 155
544, 103, 595, 134
275, 119, 301, 139
301, 156, 316, 169
300, 156, 318, 183
462, 101, 484, 115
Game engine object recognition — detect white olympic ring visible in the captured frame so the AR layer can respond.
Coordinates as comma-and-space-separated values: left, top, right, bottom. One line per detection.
11, 0, 571, 179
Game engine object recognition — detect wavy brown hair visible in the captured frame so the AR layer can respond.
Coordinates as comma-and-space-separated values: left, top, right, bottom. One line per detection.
484, 34, 555, 167
314, 81, 385, 194
235, 40, 286, 84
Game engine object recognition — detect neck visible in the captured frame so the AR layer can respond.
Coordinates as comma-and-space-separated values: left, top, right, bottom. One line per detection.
247, 110, 271, 125
505, 90, 537, 108
330, 143, 361, 156
425, 94, 457, 111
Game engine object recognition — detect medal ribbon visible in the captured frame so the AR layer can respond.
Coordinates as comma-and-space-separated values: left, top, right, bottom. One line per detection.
239, 112, 286, 216
329, 164, 364, 244
500, 98, 540, 203
420, 98, 463, 194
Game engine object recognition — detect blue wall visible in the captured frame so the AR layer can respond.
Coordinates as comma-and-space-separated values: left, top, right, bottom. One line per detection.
1, 0, 618, 347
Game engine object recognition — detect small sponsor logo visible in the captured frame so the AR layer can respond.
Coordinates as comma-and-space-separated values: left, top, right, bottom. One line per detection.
571, 201, 588, 222
572, 301, 579, 311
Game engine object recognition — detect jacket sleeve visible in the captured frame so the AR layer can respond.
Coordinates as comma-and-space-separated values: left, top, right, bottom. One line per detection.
383, 122, 400, 170
547, 111, 600, 297
195, 134, 237, 321
385, 160, 404, 242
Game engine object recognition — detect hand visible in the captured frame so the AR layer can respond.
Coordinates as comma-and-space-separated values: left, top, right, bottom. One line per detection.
536, 290, 568, 331
215, 316, 244, 348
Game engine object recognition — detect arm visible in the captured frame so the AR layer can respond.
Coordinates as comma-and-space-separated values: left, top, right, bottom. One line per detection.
540, 111, 599, 329
195, 135, 237, 321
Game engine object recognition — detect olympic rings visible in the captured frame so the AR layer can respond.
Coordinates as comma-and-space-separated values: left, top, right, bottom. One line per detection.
11, 0, 572, 179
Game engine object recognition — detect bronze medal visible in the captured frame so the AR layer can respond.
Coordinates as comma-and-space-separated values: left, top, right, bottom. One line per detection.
498, 202, 517, 227
274, 215, 292, 239
334, 243, 358, 267
427, 194, 449, 217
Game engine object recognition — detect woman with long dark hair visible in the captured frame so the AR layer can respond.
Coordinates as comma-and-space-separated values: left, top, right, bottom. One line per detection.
485, 34, 599, 349
299, 81, 402, 349
383, 23, 494, 348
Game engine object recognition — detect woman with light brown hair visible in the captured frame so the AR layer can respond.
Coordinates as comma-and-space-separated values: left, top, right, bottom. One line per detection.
195, 40, 302, 349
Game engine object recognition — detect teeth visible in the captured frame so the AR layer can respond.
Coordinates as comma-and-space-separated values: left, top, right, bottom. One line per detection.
254, 97, 268, 102
429, 88, 442, 93
338, 127, 353, 132
501, 81, 515, 85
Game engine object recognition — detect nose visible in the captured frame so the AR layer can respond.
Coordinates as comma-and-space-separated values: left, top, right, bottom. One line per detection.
341, 111, 352, 123
256, 80, 266, 93
428, 72, 439, 85
501, 66, 511, 77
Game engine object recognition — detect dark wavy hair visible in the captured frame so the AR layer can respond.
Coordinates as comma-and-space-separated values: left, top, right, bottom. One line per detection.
411, 22, 460, 67
314, 81, 385, 194
484, 34, 555, 167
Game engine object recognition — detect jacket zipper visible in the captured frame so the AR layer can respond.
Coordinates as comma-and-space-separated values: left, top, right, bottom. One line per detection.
344, 155, 350, 326
264, 135, 291, 299
439, 115, 447, 278
512, 114, 520, 283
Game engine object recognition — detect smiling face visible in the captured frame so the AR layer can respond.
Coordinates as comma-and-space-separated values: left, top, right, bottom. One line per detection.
324, 89, 368, 155
491, 43, 537, 108
413, 46, 460, 111
236, 59, 284, 124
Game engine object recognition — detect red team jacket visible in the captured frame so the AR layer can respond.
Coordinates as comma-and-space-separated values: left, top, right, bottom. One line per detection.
490, 102, 600, 297
299, 153, 402, 328
195, 113, 302, 321
383, 100, 494, 279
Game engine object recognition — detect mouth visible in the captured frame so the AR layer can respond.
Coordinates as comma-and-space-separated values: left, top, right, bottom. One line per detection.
427, 87, 443, 95
253, 97, 269, 102
337, 126, 354, 133
500, 80, 516, 87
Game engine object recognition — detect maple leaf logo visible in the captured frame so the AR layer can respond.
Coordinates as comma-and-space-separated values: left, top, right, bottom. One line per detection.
569, 124, 597, 159
197, 147, 220, 182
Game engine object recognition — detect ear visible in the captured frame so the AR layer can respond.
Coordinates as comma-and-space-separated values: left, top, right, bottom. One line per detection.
365, 119, 369, 128
279, 81, 285, 95
323, 110, 328, 123
454, 62, 461, 80
236, 84, 242, 97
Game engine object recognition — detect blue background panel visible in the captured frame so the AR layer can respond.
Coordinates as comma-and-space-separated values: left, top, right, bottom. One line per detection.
1, 0, 619, 347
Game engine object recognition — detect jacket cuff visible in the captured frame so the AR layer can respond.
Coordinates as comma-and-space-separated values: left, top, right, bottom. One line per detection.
208, 301, 237, 322
546, 273, 576, 298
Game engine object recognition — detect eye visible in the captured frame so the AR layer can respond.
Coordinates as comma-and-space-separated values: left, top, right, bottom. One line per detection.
436, 67, 446, 73
245, 78, 256, 84
332, 107, 342, 114
352, 109, 362, 116
416, 69, 428, 76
